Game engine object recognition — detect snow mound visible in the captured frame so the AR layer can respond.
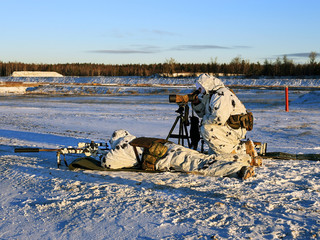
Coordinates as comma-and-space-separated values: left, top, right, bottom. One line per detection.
0, 86, 27, 94
2, 76, 320, 88
0, 76, 319, 96
11, 71, 63, 77
292, 91, 320, 104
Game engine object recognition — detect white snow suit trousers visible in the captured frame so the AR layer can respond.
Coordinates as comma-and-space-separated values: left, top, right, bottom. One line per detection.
156, 143, 251, 177
201, 123, 247, 155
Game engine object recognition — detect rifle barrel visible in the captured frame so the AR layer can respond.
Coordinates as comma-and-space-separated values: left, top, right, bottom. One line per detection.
14, 148, 60, 153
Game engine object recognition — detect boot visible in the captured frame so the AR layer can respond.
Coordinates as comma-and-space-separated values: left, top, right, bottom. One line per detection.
251, 156, 263, 167
239, 166, 255, 180
245, 140, 262, 167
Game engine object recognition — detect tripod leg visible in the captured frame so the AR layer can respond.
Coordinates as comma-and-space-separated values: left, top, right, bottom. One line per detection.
201, 139, 204, 153
179, 117, 183, 145
166, 116, 180, 141
183, 122, 191, 148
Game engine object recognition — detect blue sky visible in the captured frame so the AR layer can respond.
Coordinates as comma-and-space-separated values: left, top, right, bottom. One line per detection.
1, 0, 319, 64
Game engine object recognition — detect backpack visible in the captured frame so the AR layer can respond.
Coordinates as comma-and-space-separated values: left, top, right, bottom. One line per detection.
227, 111, 254, 131
240, 111, 254, 131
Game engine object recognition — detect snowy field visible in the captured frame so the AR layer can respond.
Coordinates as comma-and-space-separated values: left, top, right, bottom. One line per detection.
0, 77, 320, 239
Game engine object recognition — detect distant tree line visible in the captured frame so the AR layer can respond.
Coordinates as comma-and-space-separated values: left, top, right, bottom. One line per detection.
1, 52, 319, 77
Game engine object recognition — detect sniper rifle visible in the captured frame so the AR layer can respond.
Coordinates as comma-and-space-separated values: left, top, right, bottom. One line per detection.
14, 141, 109, 168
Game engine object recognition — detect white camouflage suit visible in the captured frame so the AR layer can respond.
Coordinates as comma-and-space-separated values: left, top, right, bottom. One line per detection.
101, 74, 254, 178
102, 125, 251, 178
192, 74, 248, 155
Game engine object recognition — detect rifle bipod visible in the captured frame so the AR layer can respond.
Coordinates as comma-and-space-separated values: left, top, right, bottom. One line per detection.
56, 151, 68, 168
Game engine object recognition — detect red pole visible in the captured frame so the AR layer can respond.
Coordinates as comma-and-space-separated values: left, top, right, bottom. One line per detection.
285, 86, 289, 112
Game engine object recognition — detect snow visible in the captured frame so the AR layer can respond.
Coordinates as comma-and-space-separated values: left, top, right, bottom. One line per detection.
0, 86, 27, 94
0, 77, 320, 239
11, 71, 64, 77
1, 76, 319, 95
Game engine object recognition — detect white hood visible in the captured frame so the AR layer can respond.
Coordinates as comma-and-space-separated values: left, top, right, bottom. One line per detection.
195, 74, 225, 94
109, 129, 132, 149
102, 129, 141, 169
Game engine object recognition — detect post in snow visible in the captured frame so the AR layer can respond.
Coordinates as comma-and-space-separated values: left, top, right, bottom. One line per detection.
285, 86, 289, 112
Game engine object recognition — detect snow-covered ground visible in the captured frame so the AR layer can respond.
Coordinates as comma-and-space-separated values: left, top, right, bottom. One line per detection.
1, 76, 320, 95
0, 77, 320, 239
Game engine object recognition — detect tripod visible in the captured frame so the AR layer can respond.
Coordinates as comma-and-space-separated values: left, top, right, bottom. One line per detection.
166, 104, 191, 148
